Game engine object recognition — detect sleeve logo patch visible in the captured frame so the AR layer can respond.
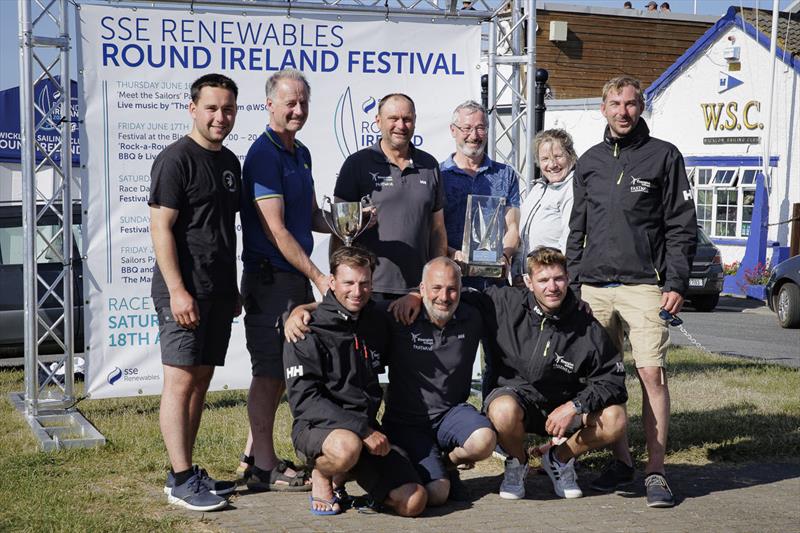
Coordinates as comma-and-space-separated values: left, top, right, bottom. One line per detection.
286, 365, 304, 378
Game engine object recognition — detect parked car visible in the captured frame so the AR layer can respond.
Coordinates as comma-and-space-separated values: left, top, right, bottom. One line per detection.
766, 255, 800, 328
0, 203, 84, 356
685, 226, 724, 312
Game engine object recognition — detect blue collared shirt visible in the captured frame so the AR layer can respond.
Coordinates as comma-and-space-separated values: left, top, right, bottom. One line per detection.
440, 154, 520, 250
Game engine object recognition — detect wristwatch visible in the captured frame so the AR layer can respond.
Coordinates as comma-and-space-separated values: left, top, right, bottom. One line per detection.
572, 398, 587, 415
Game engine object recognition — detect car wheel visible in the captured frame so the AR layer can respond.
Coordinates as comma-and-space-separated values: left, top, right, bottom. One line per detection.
691, 293, 719, 312
776, 283, 800, 328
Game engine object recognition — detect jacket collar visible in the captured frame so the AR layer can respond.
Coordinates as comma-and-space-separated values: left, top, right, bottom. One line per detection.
603, 118, 650, 153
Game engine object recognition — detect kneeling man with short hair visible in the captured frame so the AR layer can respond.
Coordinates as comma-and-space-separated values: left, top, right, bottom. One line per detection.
283, 246, 427, 516
479, 247, 628, 500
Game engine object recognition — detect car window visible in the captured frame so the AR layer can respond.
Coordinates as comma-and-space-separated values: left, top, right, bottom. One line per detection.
0, 225, 82, 265
696, 227, 713, 246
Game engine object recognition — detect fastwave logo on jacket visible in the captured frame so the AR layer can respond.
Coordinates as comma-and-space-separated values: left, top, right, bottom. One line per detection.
629, 176, 654, 193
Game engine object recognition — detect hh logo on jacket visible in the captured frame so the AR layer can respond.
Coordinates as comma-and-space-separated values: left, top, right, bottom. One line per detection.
286, 365, 304, 379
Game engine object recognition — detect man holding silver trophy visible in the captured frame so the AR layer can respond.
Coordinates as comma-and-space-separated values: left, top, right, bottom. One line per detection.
333, 93, 448, 303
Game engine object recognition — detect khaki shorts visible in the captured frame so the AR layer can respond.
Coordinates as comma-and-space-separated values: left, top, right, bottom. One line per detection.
581, 284, 669, 368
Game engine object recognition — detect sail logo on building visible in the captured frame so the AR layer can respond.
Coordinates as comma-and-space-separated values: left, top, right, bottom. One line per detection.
718, 72, 744, 94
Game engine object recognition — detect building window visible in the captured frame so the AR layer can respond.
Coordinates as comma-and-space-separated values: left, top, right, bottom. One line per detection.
687, 166, 761, 239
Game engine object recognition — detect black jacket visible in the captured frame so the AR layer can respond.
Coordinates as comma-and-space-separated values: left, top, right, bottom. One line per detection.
283, 291, 389, 443
566, 119, 697, 295
469, 286, 627, 414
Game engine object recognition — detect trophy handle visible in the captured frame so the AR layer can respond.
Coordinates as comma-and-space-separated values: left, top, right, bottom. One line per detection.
352, 195, 375, 241
321, 196, 339, 237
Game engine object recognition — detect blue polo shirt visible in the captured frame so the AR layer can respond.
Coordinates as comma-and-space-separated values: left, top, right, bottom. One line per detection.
241, 127, 314, 273
440, 154, 520, 250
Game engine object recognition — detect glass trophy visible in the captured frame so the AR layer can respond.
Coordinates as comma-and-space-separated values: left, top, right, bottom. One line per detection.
459, 194, 506, 278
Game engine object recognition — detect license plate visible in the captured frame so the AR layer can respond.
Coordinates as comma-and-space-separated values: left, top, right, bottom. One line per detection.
689, 278, 704, 287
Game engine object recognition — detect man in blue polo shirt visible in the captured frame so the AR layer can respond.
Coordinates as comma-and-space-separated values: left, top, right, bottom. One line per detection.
238, 69, 329, 492
441, 100, 520, 291
440, 100, 520, 396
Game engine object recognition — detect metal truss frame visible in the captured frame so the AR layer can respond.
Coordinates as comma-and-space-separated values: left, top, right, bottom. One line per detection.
15, 0, 533, 449
15, 0, 105, 450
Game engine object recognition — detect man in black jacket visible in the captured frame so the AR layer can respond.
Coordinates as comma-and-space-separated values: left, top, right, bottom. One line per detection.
478, 247, 628, 501
566, 76, 697, 507
283, 247, 427, 516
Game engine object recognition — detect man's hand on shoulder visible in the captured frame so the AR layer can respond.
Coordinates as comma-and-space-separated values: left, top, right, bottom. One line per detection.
362, 429, 390, 456
660, 290, 684, 315
388, 293, 423, 325
284, 303, 318, 342
170, 287, 199, 329
545, 401, 579, 439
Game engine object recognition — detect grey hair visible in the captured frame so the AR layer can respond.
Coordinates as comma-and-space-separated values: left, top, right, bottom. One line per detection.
265, 69, 311, 99
533, 128, 578, 168
421, 256, 463, 286
451, 100, 487, 126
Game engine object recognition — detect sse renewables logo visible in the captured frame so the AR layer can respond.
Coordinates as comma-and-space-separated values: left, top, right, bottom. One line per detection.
333, 87, 423, 159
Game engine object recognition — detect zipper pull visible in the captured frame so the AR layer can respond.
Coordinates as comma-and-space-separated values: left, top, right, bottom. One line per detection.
354, 334, 359, 351
616, 171, 624, 185
543, 339, 551, 358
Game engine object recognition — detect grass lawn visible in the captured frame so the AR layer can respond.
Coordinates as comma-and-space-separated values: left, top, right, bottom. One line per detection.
0, 346, 798, 531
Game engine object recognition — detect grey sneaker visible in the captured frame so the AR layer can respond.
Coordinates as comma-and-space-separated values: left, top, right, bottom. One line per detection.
167, 472, 228, 512
590, 459, 635, 492
645, 473, 675, 508
499, 457, 528, 500
542, 448, 583, 499
164, 465, 236, 496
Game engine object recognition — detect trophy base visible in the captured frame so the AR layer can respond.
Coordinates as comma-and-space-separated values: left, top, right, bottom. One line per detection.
459, 262, 506, 278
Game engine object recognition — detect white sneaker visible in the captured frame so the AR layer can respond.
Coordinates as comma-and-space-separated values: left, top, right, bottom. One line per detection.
499, 457, 528, 500
542, 448, 583, 499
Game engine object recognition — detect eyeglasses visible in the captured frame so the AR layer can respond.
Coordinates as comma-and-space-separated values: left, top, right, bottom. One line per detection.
659, 309, 683, 327
452, 124, 487, 135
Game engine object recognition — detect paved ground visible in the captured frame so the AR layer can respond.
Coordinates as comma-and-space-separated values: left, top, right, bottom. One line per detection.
167, 461, 800, 532
675, 295, 799, 368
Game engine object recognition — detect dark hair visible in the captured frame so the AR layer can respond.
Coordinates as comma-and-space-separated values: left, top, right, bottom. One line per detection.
526, 246, 567, 275
330, 246, 377, 276
191, 74, 238, 103
377, 93, 416, 115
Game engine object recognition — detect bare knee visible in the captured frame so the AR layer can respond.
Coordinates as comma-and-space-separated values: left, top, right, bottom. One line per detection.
462, 427, 497, 460
597, 404, 628, 441
637, 366, 668, 391
321, 430, 362, 472
425, 479, 450, 507
389, 483, 428, 517
487, 395, 524, 433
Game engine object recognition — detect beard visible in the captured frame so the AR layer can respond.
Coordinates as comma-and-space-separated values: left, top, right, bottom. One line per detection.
457, 138, 486, 158
423, 297, 456, 324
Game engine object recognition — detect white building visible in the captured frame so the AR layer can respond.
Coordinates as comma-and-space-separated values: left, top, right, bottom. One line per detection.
645, 6, 799, 265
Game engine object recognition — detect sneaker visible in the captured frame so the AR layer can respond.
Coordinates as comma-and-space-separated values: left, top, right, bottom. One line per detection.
499, 457, 528, 500
541, 448, 583, 499
167, 472, 228, 512
645, 473, 675, 508
164, 465, 236, 496
590, 459, 635, 492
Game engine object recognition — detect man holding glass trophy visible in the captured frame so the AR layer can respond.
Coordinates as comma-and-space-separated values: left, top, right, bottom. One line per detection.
439, 101, 521, 399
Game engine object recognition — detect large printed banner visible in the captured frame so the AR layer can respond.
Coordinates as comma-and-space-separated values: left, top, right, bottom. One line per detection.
78, 4, 481, 398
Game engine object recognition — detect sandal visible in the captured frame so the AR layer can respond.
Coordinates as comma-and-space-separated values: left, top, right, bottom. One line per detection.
246, 460, 311, 492
310, 495, 341, 516
235, 454, 254, 483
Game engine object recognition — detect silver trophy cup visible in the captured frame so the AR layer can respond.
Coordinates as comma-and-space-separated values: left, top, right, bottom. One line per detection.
459, 194, 506, 278
322, 195, 374, 247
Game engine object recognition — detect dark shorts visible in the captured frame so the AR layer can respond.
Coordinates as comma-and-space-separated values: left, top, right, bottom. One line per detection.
241, 270, 313, 378
157, 297, 236, 367
384, 404, 494, 484
484, 386, 551, 436
293, 426, 421, 503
